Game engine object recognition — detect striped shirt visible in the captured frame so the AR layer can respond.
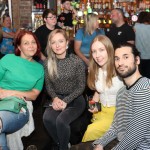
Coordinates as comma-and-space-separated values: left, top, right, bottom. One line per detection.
93, 77, 150, 150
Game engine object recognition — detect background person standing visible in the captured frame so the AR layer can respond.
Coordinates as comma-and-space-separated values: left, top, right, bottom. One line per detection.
106, 8, 135, 49
57, 0, 76, 28
35, 9, 61, 61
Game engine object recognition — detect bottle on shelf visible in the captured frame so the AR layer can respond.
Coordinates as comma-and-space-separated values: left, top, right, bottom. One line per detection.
43, 0, 47, 9
57, 0, 62, 15
33, 0, 48, 11
97, 0, 102, 10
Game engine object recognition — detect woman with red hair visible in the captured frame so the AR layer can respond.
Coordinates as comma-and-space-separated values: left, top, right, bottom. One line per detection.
0, 30, 44, 150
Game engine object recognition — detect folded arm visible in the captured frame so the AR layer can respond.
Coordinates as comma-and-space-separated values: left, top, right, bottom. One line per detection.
0, 88, 41, 101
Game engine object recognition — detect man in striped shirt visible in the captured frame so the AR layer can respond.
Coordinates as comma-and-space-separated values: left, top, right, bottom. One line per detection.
93, 43, 150, 150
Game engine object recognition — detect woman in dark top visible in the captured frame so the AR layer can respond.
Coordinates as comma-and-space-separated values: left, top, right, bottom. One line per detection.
43, 29, 86, 150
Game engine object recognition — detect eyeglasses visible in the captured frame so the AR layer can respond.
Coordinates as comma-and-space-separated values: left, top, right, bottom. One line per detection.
46, 16, 57, 20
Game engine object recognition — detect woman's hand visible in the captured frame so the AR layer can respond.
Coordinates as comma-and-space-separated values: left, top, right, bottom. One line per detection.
88, 91, 100, 114
0, 88, 40, 101
52, 97, 63, 111
0, 88, 26, 100
61, 101, 67, 110
88, 107, 98, 114
0, 88, 14, 99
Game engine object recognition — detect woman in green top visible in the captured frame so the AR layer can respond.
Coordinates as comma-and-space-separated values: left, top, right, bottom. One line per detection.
0, 30, 44, 150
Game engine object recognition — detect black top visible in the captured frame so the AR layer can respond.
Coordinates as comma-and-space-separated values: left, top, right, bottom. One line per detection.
34, 24, 61, 56
106, 23, 135, 49
57, 12, 73, 27
44, 53, 86, 104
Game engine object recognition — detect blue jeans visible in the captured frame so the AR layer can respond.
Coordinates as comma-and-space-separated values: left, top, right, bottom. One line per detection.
0, 110, 29, 150
43, 95, 86, 150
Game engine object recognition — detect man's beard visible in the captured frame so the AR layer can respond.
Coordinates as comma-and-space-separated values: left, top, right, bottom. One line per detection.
116, 64, 137, 78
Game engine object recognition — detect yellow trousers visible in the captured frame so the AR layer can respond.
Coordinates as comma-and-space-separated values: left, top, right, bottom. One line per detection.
82, 106, 115, 142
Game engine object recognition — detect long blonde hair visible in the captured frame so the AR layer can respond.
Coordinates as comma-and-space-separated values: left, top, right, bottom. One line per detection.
84, 13, 99, 35
46, 29, 69, 79
88, 35, 116, 90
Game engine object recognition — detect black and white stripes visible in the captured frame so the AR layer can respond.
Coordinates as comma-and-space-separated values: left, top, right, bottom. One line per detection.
93, 77, 150, 150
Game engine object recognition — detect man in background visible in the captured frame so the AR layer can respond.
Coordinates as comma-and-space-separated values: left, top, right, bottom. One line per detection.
106, 8, 135, 49
57, 0, 76, 28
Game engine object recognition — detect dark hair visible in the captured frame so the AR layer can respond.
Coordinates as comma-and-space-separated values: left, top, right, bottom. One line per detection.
143, 12, 150, 24
61, 0, 71, 4
116, 43, 141, 58
42, 9, 56, 19
15, 30, 41, 57
137, 11, 148, 23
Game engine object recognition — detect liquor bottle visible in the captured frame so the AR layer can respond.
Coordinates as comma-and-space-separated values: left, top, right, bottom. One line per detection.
36, 0, 40, 10
32, 0, 36, 10
130, 3, 135, 16
105, 0, 109, 9
38, 0, 43, 9
94, 0, 98, 12
43, 0, 47, 9
98, 0, 102, 10
57, 0, 62, 15
108, 0, 111, 10
91, 0, 94, 10
102, 0, 106, 11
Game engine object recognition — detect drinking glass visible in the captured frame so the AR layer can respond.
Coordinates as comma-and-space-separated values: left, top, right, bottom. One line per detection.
88, 95, 97, 121
89, 99, 96, 110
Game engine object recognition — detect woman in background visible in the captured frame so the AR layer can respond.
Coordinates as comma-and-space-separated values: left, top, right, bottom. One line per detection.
74, 13, 105, 67
0, 14, 19, 57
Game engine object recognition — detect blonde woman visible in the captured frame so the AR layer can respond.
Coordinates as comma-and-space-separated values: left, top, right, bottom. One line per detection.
82, 35, 124, 142
43, 29, 86, 150
74, 13, 105, 67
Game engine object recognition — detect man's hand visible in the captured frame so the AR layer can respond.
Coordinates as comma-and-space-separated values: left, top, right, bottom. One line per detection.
93, 144, 103, 150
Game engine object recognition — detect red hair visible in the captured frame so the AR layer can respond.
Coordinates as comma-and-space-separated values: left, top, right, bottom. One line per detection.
15, 30, 41, 57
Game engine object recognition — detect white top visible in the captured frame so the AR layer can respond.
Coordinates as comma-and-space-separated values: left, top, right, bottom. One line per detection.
95, 68, 124, 107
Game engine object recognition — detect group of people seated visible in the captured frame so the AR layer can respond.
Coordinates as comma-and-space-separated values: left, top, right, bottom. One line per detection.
0, 0, 150, 150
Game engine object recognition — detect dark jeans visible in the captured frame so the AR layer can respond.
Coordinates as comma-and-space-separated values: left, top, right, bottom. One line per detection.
43, 95, 86, 150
